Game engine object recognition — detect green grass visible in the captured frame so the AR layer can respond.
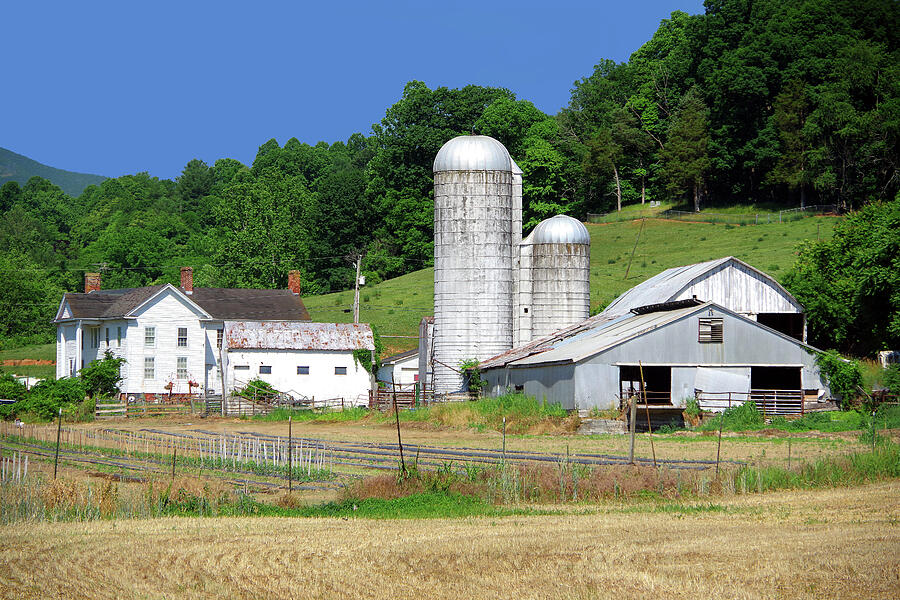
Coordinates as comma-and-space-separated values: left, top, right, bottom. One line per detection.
301, 215, 838, 348
391, 393, 569, 433
860, 358, 888, 391
251, 406, 369, 423
291, 492, 532, 519
0, 344, 55, 362
692, 405, 900, 435
0, 364, 55, 380
253, 394, 571, 433
0, 344, 56, 381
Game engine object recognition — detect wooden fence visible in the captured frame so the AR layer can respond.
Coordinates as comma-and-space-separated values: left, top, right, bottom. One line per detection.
95, 395, 210, 419
367, 388, 471, 411
696, 389, 806, 416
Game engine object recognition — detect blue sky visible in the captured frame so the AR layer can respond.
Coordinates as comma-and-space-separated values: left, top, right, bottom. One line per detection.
4, 1, 704, 181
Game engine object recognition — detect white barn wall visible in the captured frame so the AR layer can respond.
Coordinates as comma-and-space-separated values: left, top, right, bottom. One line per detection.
227, 349, 370, 406
673, 262, 801, 315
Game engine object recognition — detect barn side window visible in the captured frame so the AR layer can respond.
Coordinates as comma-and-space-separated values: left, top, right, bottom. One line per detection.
335, 366, 347, 375
259, 365, 272, 374
177, 327, 188, 348
699, 318, 724, 343
297, 366, 309, 375
145, 327, 156, 348
144, 357, 155, 380
216, 329, 223, 349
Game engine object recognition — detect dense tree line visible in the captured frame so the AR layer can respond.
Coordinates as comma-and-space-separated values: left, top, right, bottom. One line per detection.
0, 0, 897, 353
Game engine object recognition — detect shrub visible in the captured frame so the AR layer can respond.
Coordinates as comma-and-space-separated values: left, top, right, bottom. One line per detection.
79, 351, 126, 398
885, 364, 900, 395
9, 377, 87, 421
816, 350, 863, 407
698, 401, 763, 432
237, 378, 280, 400
459, 358, 486, 394
0, 372, 28, 403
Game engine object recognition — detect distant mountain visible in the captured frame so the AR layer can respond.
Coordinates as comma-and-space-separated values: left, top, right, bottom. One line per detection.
0, 147, 106, 197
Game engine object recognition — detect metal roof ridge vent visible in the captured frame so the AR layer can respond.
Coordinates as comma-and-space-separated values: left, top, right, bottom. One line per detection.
630, 298, 704, 315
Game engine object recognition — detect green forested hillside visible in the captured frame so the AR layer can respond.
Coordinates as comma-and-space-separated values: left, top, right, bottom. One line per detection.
0, 0, 897, 357
0, 147, 105, 197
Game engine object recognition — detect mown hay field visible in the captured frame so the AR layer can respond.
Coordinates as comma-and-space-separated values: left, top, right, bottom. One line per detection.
1, 481, 897, 600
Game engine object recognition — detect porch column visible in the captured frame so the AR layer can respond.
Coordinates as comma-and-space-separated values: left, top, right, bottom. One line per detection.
75, 320, 83, 376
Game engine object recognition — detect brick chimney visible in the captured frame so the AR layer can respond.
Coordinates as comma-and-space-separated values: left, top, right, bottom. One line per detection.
84, 273, 101, 294
288, 270, 302, 295
181, 267, 193, 294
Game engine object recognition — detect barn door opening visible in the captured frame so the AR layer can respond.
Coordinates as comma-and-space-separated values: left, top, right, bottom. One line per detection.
750, 366, 802, 415
757, 313, 805, 341
619, 366, 671, 405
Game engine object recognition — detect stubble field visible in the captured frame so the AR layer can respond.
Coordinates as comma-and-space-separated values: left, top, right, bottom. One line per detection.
0, 481, 897, 599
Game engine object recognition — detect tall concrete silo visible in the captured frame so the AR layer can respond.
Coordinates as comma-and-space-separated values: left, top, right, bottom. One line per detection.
432, 135, 516, 392
515, 214, 590, 344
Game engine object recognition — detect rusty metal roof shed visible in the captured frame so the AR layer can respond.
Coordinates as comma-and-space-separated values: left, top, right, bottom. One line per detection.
225, 321, 374, 351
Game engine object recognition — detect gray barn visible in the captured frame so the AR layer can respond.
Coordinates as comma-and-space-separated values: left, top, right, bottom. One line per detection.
480, 301, 828, 412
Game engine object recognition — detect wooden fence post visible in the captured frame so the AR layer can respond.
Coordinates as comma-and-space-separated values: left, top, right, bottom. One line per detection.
53, 407, 62, 479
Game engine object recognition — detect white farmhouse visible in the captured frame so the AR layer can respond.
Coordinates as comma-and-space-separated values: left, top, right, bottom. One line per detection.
224, 321, 375, 406
53, 269, 310, 398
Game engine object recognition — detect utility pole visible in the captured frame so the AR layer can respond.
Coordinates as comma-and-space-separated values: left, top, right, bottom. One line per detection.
353, 254, 362, 324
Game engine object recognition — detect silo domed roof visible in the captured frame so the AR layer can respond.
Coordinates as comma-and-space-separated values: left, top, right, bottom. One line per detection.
433, 135, 512, 172
531, 214, 590, 245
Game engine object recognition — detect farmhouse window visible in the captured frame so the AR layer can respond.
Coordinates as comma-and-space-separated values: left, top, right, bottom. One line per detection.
216, 329, 223, 349
144, 357, 155, 380
117, 327, 122, 347
335, 366, 347, 375
176, 357, 188, 379
90, 328, 99, 348
699, 318, 724, 343
177, 327, 188, 348
259, 365, 272, 374
145, 327, 156, 348
297, 366, 309, 375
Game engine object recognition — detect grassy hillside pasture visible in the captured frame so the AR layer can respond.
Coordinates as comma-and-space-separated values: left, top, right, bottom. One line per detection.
305, 215, 837, 353
0, 343, 56, 380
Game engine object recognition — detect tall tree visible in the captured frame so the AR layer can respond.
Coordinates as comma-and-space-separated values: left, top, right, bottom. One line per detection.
767, 79, 812, 207
783, 195, 900, 356
660, 88, 711, 211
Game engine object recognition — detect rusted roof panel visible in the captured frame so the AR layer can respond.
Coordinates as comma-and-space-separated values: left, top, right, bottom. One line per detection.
225, 321, 375, 351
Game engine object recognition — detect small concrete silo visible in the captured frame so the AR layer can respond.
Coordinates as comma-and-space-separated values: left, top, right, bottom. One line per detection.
432, 135, 517, 392
515, 215, 591, 344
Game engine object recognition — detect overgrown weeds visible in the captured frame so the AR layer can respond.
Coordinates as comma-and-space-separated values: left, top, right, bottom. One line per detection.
343, 439, 900, 508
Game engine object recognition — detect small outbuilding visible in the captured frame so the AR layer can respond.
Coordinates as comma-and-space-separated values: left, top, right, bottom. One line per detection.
224, 321, 375, 406
377, 349, 419, 387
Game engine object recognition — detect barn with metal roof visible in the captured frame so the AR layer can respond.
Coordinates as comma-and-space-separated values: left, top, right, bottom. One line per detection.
480, 300, 828, 415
